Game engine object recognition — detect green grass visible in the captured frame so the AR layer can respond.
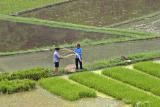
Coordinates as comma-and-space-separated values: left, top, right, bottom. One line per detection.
0, 79, 36, 94
69, 72, 160, 107
134, 61, 160, 78
85, 50, 160, 71
39, 77, 96, 101
0, 67, 50, 81
102, 67, 160, 96
0, 0, 68, 14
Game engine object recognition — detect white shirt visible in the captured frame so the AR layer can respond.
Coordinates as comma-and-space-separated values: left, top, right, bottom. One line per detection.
53, 51, 60, 62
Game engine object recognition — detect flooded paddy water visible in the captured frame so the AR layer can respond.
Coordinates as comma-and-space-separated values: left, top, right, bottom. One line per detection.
0, 86, 126, 107
0, 20, 117, 52
1, 38, 160, 72
22, 0, 160, 26
117, 12, 160, 33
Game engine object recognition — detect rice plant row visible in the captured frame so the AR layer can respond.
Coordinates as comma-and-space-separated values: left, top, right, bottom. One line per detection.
69, 72, 160, 107
102, 67, 160, 96
134, 61, 160, 78
39, 77, 96, 101
0, 79, 36, 94
0, 67, 50, 81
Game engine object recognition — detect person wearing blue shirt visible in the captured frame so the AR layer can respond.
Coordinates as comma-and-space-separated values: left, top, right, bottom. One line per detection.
74, 43, 83, 70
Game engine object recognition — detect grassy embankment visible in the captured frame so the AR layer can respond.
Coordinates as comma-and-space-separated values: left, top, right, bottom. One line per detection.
0, 51, 160, 97
39, 77, 96, 101
102, 67, 160, 96
134, 61, 160, 78
0, 0, 68, 15
85, 50, 160, 71
69, 72, 160, 107
0, 14, 158, 56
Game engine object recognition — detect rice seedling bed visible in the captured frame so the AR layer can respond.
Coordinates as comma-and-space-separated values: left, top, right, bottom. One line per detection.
0, 68, 50, 81
69, 72, 160, 107
134, 61, 160, 78
102, 67, 160, 96
0, 79, 36, 94
39, 77, 96, 101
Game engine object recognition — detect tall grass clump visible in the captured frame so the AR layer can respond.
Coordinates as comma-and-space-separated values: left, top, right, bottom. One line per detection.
0, 67, 51, 81
134, 61, 160, 78
0, 79, 36, 94
102, 67, 160, 96
39, 77, 96, 101
69, 72, 160, 107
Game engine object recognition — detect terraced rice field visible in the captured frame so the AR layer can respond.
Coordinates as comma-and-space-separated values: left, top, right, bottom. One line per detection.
1, 0, 160, 107
0, 20, 116, 52
1, 60, 160, 107
1, 38, 160, 72
22, 0, 160, 26
117, 12, 160, 33
69, 61, 160, 107
0, 0, 68, 14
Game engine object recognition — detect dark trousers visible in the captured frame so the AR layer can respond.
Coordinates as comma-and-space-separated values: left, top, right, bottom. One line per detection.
75, 58, 83, 69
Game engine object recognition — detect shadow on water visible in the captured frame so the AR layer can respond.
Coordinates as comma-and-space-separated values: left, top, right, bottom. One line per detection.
1, 38, 160, 72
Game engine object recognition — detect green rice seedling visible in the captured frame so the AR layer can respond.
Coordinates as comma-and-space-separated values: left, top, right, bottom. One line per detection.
134, 61, 160, 78
69, 72, 160, 107
10, 67, 50, 80
0, 67, 51, 81
102, 67, 160, 96
0, 73, 9, 80
84, 58, 127, 71
39, 77, 96, 101
128, 51, 160, 62
0, 79, 36, 94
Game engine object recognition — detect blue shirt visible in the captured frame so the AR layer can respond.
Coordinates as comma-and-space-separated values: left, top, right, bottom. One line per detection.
53, 51, 60, 62
74, 48, 83, 59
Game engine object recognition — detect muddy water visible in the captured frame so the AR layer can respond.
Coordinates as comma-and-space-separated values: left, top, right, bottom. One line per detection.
117, 12, 160, 33
23, 0, 160, 26
0, 87, 125, 107
0, 20, 115, 52
1, 38, 160, 72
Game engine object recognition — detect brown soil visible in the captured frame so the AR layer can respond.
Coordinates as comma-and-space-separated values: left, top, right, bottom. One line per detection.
21, 0, 160, 26
0, 20, 119, 52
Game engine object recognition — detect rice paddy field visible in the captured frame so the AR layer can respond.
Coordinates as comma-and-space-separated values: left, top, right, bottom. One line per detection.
116, 12, 160, 33
0, 0, 68, 15
22, 0, 160, 26
1, 0, 160, 107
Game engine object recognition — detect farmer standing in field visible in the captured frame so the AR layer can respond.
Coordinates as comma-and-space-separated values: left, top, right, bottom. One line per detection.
53, 47, 64, 74
74, 43, 83, 70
